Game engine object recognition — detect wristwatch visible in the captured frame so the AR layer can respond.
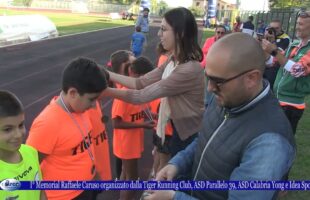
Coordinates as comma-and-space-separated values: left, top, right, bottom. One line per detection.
270, 48, 278, 57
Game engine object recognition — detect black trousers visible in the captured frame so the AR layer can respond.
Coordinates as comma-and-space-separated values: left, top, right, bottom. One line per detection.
282, 105, 304, 134
279, 105, 304, 194
170, 121, 198, 158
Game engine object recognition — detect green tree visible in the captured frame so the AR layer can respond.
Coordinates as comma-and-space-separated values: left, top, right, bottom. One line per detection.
158, 0, 168, 15
13, 0, 32, 7
269, 0, 307, 8
158, 0, 168, 9
150, 0, 158, 14
189, 6, 204, 17
121, 0, 136, 4
100, 0, 136, 4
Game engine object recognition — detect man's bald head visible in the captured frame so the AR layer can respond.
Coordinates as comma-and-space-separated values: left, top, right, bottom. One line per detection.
207, 33, 265, 74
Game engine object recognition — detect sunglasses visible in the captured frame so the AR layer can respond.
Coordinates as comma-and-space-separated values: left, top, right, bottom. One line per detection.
298, 11, 310, 18
216, 31, 225, 35
206, 69, 254, 88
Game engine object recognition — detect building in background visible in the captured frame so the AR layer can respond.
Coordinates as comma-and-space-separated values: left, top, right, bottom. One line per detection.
192, 0, 205, 8
191, 0, 236, 10
239, 0, 268, 11
217, 0, 236, 11
162, 0, 192, 8
198, 0, 236, 27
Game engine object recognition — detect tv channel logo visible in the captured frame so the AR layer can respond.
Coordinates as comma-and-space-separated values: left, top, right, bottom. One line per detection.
0, 179, 21, 191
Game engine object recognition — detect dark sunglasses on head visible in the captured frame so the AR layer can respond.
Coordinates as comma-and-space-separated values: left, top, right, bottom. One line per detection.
298, 11, 310, 18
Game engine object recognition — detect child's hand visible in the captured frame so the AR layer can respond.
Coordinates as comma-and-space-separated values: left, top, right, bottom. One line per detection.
144, 120, 156, 129
151, 112, 158, 120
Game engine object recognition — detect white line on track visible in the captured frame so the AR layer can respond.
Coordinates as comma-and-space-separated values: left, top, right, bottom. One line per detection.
25, 89, 113, 110
0, 64, 61, 87
25, 88, 60, 109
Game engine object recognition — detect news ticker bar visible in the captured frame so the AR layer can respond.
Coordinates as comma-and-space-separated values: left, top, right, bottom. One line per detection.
2, 180, 310, 191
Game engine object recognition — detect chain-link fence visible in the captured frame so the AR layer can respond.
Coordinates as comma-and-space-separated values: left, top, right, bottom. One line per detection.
217, 8, 303, 39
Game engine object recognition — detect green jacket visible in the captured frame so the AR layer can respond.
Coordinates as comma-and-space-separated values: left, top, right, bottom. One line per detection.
273, 40, 310, 105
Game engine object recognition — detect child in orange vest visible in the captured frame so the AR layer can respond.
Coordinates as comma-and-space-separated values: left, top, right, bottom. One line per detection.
109, 50, 135, 179
112, 56, 155, 200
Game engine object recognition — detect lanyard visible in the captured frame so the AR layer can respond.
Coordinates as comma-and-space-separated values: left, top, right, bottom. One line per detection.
142, 104, 154, 121
59, 95, 96, 175
289, 46, 299, 59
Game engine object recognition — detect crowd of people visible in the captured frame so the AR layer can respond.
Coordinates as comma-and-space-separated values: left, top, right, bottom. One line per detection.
1, 6, 309, 200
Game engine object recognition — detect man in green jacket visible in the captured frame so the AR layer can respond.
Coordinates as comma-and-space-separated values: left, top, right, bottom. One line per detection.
262, 10, 310, 134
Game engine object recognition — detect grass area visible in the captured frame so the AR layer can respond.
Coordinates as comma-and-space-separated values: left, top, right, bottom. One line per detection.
0, 9, 134, 35
202, 29, 310, 199
283, 96, 310, 200
201, 28, 215, 46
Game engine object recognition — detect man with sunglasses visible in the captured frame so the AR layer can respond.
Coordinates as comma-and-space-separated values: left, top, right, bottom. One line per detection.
262, 11, 310, 135
147, 33, 295, 200
200, 25, 227, 68
200, 25, 227, 108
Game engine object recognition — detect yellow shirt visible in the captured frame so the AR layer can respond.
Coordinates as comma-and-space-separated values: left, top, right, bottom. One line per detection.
0, 144, 41, 200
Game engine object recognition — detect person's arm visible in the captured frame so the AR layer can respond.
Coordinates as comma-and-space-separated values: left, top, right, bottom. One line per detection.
102, 62, 203, 104
169, 137, 198, 176
35, 149, 47, 200
26, 116, 58, 158
228, 133, 295, 200
262, 39, 288, 65
112, 116, 155, 129
263, 39, 310, 77
146, 139, 198, 200
107, 65, 164, 90
155, 137, 198, 181
109, 71, 138, 89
